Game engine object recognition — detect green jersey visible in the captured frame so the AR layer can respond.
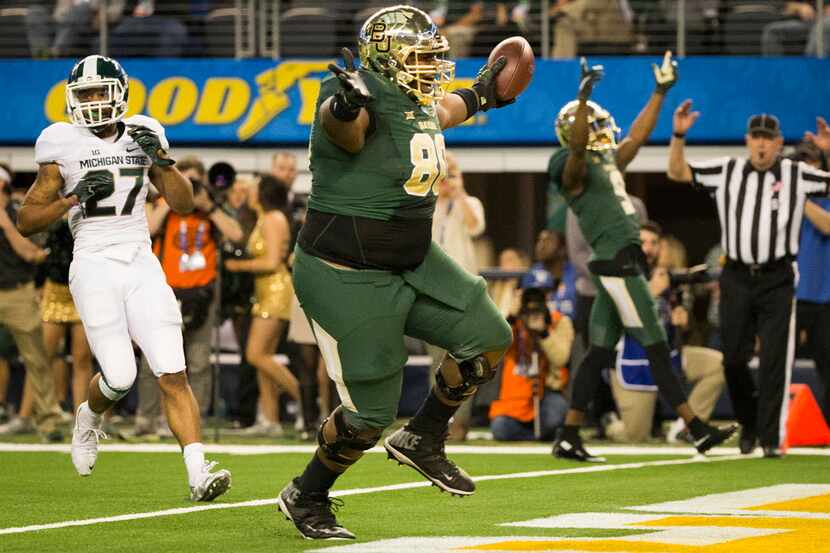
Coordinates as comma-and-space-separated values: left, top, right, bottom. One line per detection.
548, 148, 640, 260
308, 70, 448, 221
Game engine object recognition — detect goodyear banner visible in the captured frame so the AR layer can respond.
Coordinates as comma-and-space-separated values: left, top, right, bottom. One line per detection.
1, 57, 829, 145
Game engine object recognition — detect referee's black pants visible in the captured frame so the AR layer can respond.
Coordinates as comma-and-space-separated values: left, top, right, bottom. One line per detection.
719, 259, 796, 449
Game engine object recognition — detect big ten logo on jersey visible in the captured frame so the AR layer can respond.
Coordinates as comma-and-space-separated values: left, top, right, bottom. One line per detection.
310, 484, 830, 553
43, 62, 482, 143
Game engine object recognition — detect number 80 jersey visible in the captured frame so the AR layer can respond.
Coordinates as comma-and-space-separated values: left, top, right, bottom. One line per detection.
34, 114, 164, 255
308, 71, 447, 222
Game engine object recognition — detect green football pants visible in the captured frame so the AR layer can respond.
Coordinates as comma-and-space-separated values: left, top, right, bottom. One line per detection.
293, 243, 512, 430
589, 273, 667, 349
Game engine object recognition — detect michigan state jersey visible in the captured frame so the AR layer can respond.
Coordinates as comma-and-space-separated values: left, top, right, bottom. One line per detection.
309, 70, 447, 221
34, 114, 166, 255
548, 149, 640, 260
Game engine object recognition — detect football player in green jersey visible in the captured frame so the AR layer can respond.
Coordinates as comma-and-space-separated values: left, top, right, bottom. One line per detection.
276, 6, 516, 540
549, 53, 736, 462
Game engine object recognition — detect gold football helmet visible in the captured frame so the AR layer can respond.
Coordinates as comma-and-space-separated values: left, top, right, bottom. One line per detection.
358, 5, 454, 105
555, 100, 621, 152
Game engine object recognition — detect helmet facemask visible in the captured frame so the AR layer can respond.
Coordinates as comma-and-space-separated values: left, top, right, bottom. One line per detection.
66, 55, 129, 128
66, 79, 127, 128
359, 6, 455, 105
555, 100, 621, 152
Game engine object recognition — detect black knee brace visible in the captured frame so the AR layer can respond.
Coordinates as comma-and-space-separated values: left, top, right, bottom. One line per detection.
435, 354, 495, 402
317, 406, 383, 472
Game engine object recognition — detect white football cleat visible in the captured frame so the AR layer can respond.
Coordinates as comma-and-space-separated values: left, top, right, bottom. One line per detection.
190, 461, 232, 502
71, 402, 107, 476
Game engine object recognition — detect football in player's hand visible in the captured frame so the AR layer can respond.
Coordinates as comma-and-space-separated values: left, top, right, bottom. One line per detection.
487, 36, 535, 102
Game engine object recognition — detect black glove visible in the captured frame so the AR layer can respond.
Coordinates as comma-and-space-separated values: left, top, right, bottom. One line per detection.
577, 57, 604, 101
126, 124, 175, 167
472, 56, 514, 112
70, 170, 114, 216
328, 48, 373, 112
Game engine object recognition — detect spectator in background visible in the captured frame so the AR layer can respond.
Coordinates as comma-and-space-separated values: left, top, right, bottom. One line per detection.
135, 156, 243, 437
40, 216, 92, 415
469, 2, 529, 56
762, 1, 830, 57
225, 175, 300, 435
521, 229, 577, 320
430, 1, 486, 57
49, 0, 126, 57
630, 1, 720, 55
790, 128, 830, 422
218, 174, 260, 428
271, 150, 335, 438
0, 328, 13, 423
106, 0, 190, 57
433, 151, 486, 275
549, 0, 634, 58
488, 247, 530, 317
489, 287, 573, 441
0, 166, 61, 441
428, 150, 487, 440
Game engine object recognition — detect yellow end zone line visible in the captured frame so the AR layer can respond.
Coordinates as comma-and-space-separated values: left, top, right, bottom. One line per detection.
0, 454, 747, 536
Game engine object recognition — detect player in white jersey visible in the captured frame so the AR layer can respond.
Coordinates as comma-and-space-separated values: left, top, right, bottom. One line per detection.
17, 55, 231, 501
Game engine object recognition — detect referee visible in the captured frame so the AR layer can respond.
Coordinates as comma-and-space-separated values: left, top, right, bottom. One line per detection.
667, 101, 830, 457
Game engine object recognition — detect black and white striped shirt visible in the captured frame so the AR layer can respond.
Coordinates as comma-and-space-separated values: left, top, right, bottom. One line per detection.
690, 157, 830, 265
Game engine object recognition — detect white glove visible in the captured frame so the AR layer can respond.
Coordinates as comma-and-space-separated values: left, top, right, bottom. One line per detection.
653, 50, 678, 94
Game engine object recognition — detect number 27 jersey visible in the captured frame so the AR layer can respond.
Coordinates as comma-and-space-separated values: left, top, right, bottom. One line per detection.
34, 114, 166, 255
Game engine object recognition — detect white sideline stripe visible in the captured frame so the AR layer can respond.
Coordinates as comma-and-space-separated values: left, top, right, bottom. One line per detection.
0, 454, 747, 536
1, 443, 830, 456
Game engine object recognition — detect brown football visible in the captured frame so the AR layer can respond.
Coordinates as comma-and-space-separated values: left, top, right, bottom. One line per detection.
487, 36, 535, 102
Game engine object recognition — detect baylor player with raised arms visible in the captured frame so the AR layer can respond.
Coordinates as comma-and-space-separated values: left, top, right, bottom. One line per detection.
549, 53, 737, 462
276, 5, 517, 540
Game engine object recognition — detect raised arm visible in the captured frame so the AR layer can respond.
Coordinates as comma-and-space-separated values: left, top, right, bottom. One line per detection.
562, 58, 604, 196
17, 163, 77, 236
616, 51, 678, 171
438, 57, 512, 130
321, 49, 373, 154
667, 99, 701, 182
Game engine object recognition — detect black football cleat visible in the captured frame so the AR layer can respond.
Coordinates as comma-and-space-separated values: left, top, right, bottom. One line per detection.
692, 422, 738, 454
552, 428, 606, 463
277, 479, 355, 540
762, 446, 783, 458
384, 426, 475, 496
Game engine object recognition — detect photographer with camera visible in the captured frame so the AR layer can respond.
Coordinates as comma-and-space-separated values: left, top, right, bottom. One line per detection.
134, 156, 243, 436
608, 221, 725, 443
488, 287, 573, 441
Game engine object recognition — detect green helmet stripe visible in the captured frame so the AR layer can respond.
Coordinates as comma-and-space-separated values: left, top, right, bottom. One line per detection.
96, 57, 122, 79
